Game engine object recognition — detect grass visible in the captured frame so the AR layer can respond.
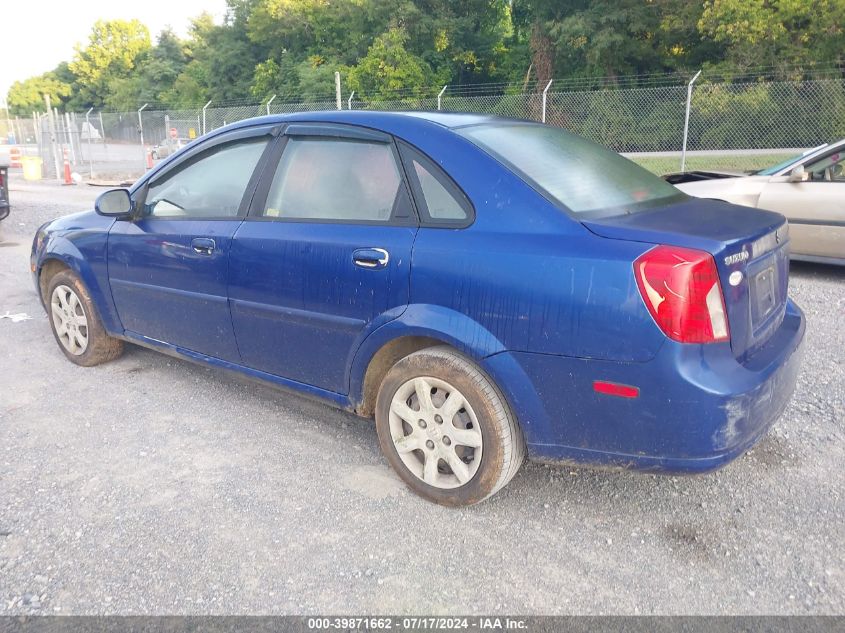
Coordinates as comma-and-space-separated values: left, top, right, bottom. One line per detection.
631, 152, 796, 176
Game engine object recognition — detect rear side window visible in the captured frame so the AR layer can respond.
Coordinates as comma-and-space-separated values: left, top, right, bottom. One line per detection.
144, 137, 269, 218
399, 142, 472, 225
458, 123, 684, 216
262, 137, 409, 222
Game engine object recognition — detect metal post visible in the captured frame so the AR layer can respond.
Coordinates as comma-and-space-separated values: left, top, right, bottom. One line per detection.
32, 111, 39, 147
437, 85, 448, 111
85, 107, 94, 179
680, 70, 702, 172
55, 108, 66, 160
541, 79, 553, 123
137, 103, 148, 171
202, 100, 212, 135
2, 98, 11, 142
348, 91, 355, 110
44, 95, 61, 182
335, 72, 342, 110
64, 112, 76, 164
266, 95, 276, 116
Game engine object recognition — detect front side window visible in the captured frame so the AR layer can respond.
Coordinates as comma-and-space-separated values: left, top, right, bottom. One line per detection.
144, 137, 269, 218
806, 149, 845, 182
458, 123, 684, 216
262, 137, 406, 222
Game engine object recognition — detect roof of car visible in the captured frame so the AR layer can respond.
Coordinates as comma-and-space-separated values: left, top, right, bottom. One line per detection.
218, 110, 512, 137
286, 110, 501, 128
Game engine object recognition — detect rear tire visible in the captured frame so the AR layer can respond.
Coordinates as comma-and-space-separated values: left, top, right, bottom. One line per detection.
375, 345, 525, 505
46, 269, 124, 366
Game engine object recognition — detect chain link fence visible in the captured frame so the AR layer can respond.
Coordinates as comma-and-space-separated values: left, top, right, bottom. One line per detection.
6, 74, 844, 182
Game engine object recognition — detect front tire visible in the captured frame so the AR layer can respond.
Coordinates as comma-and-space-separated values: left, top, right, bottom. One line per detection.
375, 346, 525, 505
46, 269, 124, 366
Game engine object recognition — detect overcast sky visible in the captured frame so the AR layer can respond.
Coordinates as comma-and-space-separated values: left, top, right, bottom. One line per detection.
2, 0, 229, 102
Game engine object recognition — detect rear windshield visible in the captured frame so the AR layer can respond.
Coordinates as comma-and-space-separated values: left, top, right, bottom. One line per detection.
457, 123, 684, 216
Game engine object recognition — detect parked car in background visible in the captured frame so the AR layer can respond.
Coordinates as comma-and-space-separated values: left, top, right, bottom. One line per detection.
31, 112, 804, 505
665, 139, 845, 265
151, 137, 191, 160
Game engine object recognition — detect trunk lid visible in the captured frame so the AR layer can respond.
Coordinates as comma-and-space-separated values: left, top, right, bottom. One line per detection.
583, 198, 790, 361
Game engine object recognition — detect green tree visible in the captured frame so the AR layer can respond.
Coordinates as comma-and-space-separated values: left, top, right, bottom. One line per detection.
102, 29, 191, 110
68, 19, 152, 107
347, 27, 443, 99
513, 0, 717, 84
171, 10, 261, 104
7, 71, 72, 115
698, 0, 845, 72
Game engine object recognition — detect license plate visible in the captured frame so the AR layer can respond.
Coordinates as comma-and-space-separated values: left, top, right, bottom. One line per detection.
755, 266, 776, 319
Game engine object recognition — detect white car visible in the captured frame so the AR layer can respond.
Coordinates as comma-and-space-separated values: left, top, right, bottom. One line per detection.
151, 137, 191, 160
665, 139, 845, 265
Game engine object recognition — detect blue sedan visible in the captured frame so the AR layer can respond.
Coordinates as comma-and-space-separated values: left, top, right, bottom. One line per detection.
31, 112, 805, 505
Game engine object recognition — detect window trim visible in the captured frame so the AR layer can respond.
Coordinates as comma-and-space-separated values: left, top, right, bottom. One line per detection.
396, 140, 475, 229
132, 124, 281, 222
246, 126, 418, 227
285, 122, 392, 143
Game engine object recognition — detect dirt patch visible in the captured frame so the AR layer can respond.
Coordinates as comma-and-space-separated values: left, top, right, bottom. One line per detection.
663, 521, 712, 559
746, 435, 797, 469
340, 465, 405, 500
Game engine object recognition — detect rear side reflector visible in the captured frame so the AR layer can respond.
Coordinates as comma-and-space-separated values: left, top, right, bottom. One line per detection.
593, 381, 640, 398
634, 245, 730, 344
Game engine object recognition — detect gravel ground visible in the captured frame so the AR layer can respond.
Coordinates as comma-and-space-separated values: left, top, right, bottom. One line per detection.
0, 176, 843, 615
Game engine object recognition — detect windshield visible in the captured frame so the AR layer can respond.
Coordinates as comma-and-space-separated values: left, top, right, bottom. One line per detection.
756, 144, 829, 175
457, 123, 684, 216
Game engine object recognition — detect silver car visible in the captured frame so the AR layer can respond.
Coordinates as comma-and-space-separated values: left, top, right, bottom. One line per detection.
666, 139, 845, 265
151, 137, 191, 160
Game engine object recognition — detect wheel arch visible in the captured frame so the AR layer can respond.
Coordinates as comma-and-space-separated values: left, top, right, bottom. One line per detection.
348, 304, 507, 417
37, 237, 123, 335
38, 258, 71, 305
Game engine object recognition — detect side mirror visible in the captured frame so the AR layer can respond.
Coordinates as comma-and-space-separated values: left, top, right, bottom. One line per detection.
95, 188, 133, 217
788, 165, 807, 183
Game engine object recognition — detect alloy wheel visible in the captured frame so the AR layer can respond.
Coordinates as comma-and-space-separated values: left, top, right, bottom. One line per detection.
50, 284, 89, 355
388, 376, 483, 489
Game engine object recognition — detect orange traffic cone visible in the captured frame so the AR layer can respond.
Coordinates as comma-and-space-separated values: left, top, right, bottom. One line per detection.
146, 147, 154, 169
62, 148, 73, 185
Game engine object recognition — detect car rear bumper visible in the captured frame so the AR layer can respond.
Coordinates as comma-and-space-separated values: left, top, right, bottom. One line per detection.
483, 299, 805, 473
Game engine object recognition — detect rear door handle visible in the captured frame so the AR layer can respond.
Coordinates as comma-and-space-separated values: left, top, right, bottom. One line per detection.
191, 237, 216, 255
352, 247, 390, 269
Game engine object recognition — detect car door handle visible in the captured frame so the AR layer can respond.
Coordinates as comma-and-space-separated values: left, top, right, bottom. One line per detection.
352, 247, 390, 269
191, 237, 216, 255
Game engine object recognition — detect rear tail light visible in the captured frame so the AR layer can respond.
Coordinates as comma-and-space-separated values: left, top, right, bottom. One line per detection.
634, 245, 729, 344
